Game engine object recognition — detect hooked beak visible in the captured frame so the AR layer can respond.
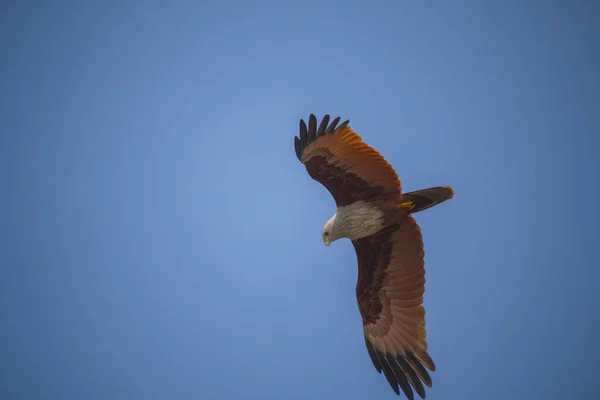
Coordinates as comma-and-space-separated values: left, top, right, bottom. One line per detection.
324, 237, 331, 246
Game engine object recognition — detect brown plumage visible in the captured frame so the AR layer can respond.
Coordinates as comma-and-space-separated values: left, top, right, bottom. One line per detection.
294, 114, 454, 399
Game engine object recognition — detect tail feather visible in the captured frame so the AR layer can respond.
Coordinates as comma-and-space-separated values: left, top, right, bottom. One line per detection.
401, 186, 454, 214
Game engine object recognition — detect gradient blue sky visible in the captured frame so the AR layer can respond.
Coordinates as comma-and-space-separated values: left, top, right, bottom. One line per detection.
2, 1, 599, 399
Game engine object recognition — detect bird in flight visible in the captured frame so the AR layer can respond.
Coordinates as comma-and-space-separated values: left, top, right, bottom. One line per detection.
294, 114, 454, 399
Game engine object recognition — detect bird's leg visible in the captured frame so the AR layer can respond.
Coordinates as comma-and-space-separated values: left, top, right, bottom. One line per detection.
400, 201, 415, 211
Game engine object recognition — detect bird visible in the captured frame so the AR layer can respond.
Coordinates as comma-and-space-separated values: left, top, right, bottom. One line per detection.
294, 114, 454, 399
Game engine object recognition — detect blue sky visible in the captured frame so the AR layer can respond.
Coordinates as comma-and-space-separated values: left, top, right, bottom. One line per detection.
1, 1, 599, 399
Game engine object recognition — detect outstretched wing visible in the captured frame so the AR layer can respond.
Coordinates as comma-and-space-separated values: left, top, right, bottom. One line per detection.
353, 214, 434, 399
294, 114, 402, 206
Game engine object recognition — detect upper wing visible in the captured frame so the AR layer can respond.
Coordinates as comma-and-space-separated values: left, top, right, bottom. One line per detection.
294, 114, 402, 206
353, 214, 434, 399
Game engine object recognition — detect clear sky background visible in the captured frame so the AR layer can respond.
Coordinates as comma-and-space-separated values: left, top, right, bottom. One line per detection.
1, 1, 599, 399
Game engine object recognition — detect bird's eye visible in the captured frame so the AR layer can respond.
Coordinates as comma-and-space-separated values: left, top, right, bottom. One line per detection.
324, 232, 329, 236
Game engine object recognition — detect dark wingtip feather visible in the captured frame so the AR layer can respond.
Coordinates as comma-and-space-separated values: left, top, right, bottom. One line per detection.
299, 119, 308, 146
317, 114, 330, 137
380, 360, 401, 395
294, 114, 347, 162
294, 136, 302, 160
365, 337, 383, 373
337, 119, 350, 131
406, 353, 432, 388
387, 355, 414, 400
326, 116, 341, 133
308, 114, 317, 140
398, 357, 425, 399
307, 115, 317, 142
416, 352, 436, 372
365, 343, 434, 398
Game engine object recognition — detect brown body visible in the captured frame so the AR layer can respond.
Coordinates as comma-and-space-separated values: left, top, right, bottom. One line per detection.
295, 115, 453, 399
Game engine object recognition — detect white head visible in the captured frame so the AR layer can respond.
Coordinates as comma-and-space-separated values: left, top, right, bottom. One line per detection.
321, 202, 386, 246
322, 213, 339, 246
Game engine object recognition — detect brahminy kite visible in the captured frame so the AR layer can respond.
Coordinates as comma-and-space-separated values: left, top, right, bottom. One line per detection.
294, 114, 453, 399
